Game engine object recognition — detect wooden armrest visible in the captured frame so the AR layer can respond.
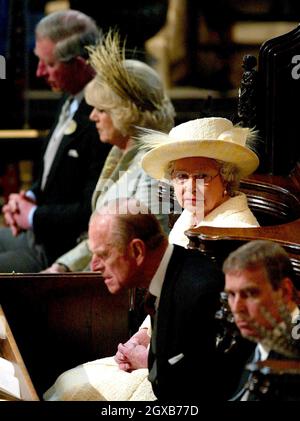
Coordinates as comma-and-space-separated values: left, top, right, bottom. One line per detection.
186, 219, 300, 288
186, 218, 300, 249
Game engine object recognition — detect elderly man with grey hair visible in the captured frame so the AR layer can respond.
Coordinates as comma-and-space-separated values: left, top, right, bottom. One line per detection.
44, 198, 224, 401
0, 10, 110, 272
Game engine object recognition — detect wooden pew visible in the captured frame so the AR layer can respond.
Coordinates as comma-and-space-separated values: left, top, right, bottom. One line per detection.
0, 273, 131, 398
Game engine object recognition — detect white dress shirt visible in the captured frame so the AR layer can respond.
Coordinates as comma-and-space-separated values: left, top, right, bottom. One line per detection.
148, 243, 174, 308
41, 91, 83, 190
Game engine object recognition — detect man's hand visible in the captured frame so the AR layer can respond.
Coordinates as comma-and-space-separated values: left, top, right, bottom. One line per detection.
115, 342, 148, 372
2, 204, 20, 236
12, 196, 36, 231
114, 328, 150, 372
2, 192, 27, 236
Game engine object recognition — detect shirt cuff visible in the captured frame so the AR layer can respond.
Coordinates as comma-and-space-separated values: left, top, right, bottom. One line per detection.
25, 190, 36, 202
28, 205, 37, 228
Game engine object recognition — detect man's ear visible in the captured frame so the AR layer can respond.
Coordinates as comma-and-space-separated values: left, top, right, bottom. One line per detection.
129, 239, 146, 265
72, 56, 90, 70
279, 277, 295, 302
73, 56, 86, 65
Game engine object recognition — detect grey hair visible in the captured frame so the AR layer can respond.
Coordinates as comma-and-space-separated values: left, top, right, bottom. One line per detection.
35, 10, 101, 61
217, 160, 241, 196
223, 240, 297, 290
85, 61, 175, 136
91, 198, 167, 251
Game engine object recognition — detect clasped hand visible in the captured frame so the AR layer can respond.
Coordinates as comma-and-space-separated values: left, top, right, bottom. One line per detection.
2, 191, 36, 236
114, 328, 150, 372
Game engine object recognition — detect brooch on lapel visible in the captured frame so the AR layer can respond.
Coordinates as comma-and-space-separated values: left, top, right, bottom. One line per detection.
64, 119, 77, 135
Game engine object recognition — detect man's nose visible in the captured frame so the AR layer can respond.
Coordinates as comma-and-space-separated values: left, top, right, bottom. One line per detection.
230, 295, 246, 314
91, 255, 104, 272
36, 61, 47, 77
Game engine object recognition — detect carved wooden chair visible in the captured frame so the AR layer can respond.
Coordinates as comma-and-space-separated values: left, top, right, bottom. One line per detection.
183, 23, 300, 285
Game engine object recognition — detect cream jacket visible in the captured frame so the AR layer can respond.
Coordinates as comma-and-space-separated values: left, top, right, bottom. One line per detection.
169, 192, 259, 248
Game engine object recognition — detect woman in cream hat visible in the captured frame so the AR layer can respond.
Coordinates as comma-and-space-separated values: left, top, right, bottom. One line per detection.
141, 116, 260, 247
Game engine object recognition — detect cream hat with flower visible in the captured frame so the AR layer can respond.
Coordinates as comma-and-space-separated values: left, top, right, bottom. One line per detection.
141, 117, 259, 179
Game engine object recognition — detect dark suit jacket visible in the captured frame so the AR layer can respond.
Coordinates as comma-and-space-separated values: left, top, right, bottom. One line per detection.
30, 96, 111, 264
148, 245, 224, 400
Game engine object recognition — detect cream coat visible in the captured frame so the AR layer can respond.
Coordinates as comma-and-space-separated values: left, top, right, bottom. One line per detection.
169, 192, 259, 248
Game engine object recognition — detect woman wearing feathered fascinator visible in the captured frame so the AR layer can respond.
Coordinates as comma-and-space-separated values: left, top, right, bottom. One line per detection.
44, 30, 175, 274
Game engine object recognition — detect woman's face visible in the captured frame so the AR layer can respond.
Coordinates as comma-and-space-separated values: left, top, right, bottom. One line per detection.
171, 157, 226, 220
89, 108, 129, 149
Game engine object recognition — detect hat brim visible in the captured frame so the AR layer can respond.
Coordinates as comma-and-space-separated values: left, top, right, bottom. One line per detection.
141, 139, 259, 179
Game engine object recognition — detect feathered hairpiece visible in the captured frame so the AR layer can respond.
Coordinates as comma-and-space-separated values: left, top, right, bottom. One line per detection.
134, 127, 171, 151
135, 124, 259, 152
86, 31, 159, 111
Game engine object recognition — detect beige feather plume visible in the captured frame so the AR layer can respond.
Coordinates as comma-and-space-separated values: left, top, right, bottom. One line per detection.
134, 127, 171, 151
134, 123, 259, 153
86, 31, 158, 111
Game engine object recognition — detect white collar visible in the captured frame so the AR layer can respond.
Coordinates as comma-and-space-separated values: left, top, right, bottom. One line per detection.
69, 91, 83, 115
148, 243, 174, 304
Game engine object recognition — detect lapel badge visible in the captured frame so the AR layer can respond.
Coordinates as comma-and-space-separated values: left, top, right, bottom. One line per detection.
64, 119, 77, 135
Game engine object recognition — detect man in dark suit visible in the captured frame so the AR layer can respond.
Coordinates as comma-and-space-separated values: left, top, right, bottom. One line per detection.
223, 240, 300, 401
87, 198, 224, 400
0, 10, 110, 272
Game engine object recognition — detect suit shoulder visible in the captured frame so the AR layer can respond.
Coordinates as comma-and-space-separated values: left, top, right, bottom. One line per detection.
172, 245, 224, 287
173, 245, 219, 268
